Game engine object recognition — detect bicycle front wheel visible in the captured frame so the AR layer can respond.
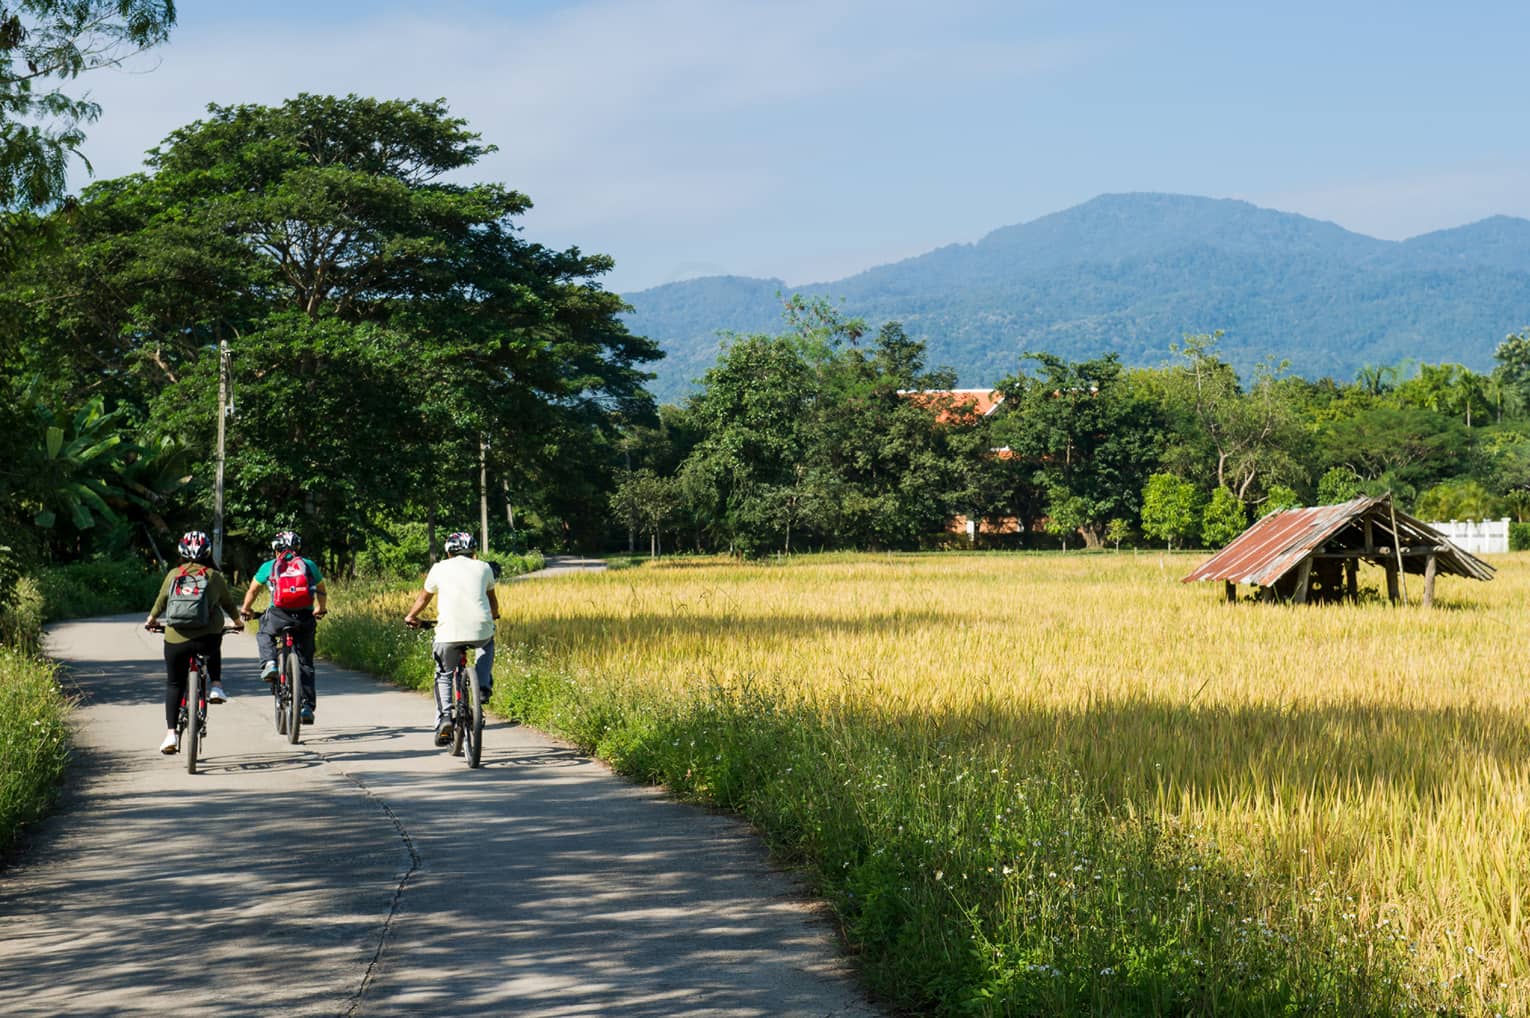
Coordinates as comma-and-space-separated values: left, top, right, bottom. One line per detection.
285, 651, 301, 745
185, 668, 202, 775
463, 677, 483, 769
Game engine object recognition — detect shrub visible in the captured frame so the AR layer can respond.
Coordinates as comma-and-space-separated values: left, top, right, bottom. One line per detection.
0, 646, 71, 858
1140, 474, 1200, 549
1200, 486, 1247, 548
37, 559, 163, 622
483, 549, 545, 579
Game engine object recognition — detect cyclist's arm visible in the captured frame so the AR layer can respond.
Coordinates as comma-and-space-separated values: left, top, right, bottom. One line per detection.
240, 579, 266, 619
146, 571, 172, 626
487, 588, 500, 621
403, 588, 433, 625
314, 578, 329, 617
215, 574, 241, 626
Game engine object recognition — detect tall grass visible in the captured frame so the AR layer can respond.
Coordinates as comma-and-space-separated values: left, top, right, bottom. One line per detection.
0, 578, 71, 859
320, 552, 1527, 1015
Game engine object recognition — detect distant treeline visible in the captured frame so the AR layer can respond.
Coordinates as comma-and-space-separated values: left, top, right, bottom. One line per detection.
611, 298, 1530, 556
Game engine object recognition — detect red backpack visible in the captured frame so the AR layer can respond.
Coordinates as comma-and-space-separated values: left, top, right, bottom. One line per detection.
270, 552, 314, 609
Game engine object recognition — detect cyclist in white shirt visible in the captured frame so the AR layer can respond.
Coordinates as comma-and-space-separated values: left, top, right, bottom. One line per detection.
403, 531, 500, 745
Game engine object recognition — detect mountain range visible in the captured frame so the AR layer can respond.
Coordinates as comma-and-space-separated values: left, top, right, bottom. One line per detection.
620, 193, 1530, 405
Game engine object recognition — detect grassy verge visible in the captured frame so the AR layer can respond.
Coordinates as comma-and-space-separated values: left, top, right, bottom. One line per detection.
317, 578, 1457, 1017
0, 578, 71, 859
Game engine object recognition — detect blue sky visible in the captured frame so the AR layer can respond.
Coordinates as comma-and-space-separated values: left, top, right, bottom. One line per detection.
74, 1, 1530, 293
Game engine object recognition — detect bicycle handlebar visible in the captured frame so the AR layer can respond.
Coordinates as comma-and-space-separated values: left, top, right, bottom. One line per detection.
145, 622, 245, 634
404, 619, 437, 630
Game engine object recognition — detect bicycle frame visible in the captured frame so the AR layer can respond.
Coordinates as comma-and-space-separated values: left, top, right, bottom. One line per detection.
408, 620, 484, 768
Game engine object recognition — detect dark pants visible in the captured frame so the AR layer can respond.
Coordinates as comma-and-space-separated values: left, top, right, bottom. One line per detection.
163, 634, 223, 728
432, 637, 494, 722
257, 607, 317, 708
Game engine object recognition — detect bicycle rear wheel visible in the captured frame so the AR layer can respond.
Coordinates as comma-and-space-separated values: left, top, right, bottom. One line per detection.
450, 668, 466, 757
284, 650, 301, 744
463, 677, 483, 769
185, 664, 202, 775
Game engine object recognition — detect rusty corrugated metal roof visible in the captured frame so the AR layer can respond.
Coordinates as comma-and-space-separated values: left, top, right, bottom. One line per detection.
1182, 495, 1495, 586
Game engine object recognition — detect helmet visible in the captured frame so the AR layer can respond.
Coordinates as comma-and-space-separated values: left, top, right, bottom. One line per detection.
178, 531, 211, 563
271, 530, 302, 552
444, 531, 474, 557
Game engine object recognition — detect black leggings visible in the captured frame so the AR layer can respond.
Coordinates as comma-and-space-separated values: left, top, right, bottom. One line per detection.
163, 634, 224, 728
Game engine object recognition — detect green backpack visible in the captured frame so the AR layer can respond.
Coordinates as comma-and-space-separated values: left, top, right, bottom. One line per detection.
163, 565, 211, 627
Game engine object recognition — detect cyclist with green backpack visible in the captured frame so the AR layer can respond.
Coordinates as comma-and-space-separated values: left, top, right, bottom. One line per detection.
240, 531, 328, 724
144, 531, 242, 754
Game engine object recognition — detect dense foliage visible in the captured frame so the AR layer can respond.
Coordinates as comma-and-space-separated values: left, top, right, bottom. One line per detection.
614, 299, 1530, 554
0, 94, 657, 580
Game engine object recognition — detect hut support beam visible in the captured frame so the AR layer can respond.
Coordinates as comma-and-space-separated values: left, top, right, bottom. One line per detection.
1225, 581, 1236, 603
1344, 558, 1358, 601
1292, 559, 1313, 604
1384, 563, 1400, 604
1423, 553, 1438, 607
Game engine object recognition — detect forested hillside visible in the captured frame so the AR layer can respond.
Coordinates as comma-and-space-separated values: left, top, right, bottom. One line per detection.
625, 193, 1530, 403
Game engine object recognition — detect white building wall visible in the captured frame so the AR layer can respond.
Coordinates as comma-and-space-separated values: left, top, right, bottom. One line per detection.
1427, 518, 1511, 555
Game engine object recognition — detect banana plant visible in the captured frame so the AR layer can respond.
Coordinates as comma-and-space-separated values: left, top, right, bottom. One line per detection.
33, 397, 130, 530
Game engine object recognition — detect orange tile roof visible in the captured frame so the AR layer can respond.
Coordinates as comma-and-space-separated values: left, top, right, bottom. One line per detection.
899, 388, 1004, 424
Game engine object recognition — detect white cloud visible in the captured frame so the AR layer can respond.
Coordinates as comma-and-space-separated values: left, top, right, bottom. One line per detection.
67, 2, 1101, 288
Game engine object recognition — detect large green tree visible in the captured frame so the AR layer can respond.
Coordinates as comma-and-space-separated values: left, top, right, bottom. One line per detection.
5, 94, 658, 568
994, 353, 1163, 548
0, 0, 175, 211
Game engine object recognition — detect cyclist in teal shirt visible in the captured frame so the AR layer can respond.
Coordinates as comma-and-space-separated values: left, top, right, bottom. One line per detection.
240, 530, 328, 723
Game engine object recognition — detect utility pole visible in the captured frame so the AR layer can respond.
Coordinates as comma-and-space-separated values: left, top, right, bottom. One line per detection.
213, 338, 230, 566
479, 436, 490, 556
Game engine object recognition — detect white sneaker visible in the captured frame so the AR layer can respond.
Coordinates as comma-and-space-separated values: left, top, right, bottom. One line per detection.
208, 683, 227, 704
259, 660, 277, 681
159, 730, 179, 754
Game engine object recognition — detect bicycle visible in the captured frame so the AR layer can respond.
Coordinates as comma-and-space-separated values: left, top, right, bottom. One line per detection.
405, 620, 484, 768
263, 615, 320, 745
146, 622, 243, 774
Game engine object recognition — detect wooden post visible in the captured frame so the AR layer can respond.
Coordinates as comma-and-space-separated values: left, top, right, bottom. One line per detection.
1388, 497, 1408, 606
1423, 553, 1438, 607
1344, 558, 1358, 601
1384, 562, 1399, 603
479, 437, 490, 556
1225, 580, 1236, 603
1291, 559, 1313, 604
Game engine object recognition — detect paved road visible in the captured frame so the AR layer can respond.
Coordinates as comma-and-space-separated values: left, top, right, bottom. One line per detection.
0, 616, 878, 1018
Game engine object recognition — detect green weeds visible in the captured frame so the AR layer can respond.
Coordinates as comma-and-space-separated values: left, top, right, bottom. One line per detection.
0, 580, 70, 859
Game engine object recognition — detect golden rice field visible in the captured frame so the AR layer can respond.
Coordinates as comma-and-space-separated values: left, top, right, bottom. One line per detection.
494, 551, 1530, 1012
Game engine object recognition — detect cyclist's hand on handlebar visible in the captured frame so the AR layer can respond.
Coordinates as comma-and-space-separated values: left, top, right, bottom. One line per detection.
314, 608, 328, 619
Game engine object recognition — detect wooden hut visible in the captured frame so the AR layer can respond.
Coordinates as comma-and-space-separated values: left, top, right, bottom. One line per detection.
1182, 494, 1494, 606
